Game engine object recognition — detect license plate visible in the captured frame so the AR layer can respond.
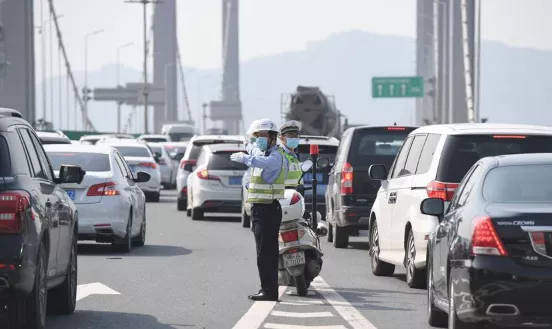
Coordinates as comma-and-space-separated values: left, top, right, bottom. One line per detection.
283, 251, 305, 267
66, 190, 75, 201
229, 176, 242, 185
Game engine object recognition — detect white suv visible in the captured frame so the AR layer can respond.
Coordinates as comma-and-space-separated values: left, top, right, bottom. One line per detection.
368, 123, 552, 288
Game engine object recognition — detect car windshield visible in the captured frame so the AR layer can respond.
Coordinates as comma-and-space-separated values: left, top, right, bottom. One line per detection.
48, 152, 111, 172
349, 129, 410, 167
208, 152, 248, 170
438, 135, 552, 182
484, 164, 552, 203
114, 146, 151, 157
144, 138, 167, 143
0, 136, 11, 176
169, 132, 194, 142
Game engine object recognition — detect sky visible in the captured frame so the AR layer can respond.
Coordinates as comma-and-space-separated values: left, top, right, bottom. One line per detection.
34, 0, 552, 73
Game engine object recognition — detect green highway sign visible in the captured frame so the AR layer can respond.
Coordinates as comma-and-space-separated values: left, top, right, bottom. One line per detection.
372, 76, 424, 98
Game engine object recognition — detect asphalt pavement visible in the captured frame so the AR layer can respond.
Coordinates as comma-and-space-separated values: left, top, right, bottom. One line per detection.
45, 190, 433, 329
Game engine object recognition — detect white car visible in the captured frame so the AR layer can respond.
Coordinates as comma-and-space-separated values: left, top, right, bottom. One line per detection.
186, 143, 248, 220
36, 131, 72, 145
163, 142, 188, 187
45, 144, 149, 252
176, 135, 246, 211
147, 142, 174, 188
138, 134, 170, 143
368, 123, 552, 288
161, 123, 195, 142
99, 139, 162, 202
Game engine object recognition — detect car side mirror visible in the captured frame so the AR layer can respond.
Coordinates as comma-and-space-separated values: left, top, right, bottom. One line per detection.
134, 171, 151, 183
420, 198, 445, 217
316, 221, 328, 237
317, 158, 330, 169
58, 165, 85, 184
174, 152, 185, 161
153, 153, 162, 163
369, 164, 388, 180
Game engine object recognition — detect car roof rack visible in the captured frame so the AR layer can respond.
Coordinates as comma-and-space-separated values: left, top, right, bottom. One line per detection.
0, 108, 22, 118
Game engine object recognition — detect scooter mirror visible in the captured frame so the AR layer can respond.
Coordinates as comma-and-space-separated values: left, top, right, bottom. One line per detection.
301, 160, 313, 172
316, 221, 328, 237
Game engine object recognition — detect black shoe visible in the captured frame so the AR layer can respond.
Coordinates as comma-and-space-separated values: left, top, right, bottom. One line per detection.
248, 291, 278, 301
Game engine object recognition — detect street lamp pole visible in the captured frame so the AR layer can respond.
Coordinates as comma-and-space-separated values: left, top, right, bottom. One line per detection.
83, 29, 104, 131
116, 42, 134, 133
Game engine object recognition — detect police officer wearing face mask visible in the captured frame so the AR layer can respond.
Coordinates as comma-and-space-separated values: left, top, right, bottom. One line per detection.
279, 121, 303, 187
230, 119, 287, 301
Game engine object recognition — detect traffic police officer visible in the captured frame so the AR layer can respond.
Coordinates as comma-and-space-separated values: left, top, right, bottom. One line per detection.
279, 120, 303, 187
230, 119, 287, 301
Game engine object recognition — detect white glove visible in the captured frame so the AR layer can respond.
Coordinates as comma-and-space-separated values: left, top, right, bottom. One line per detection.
230, 152, 247, 163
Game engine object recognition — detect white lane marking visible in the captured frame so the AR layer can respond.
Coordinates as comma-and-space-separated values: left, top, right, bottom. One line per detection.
271, 311, 333, 318
264, 324, 347, 329
76, 282, 120, 302
232, 286, 287, 329
312, 277, 378, 329
279, 300, 325, 306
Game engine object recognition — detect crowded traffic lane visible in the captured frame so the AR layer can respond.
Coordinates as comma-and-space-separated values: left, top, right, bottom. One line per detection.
45, 190, 432, 329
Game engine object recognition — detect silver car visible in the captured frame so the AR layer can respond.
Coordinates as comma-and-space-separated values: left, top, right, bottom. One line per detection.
176, 135, 246, 211
99, 139, 162, 202
45, 144, 149, 252
163, 142, 188, 188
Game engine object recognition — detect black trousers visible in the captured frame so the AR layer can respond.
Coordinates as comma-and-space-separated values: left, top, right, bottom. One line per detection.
251, 201, 282, 296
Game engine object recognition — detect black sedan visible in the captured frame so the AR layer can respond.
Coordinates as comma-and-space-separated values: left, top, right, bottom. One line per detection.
423, 153, 552, 328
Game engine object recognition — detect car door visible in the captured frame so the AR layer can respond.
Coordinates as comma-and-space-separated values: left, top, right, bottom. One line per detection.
434, 164, 478, 298
328, 130, 350, 223
390, 134, 427, 255
18, 128, 62, 277
116, 152, 141, 235
31, 131, 72, 275
379, 136, 414, 257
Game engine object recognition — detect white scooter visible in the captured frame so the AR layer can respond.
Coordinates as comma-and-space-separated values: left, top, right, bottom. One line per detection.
278, 159, 328, 296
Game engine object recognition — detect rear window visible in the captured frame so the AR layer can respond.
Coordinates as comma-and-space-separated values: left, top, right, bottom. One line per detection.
208, 152, 248, 170
348, 128, 411, 167
169, 132, 194, 142
484, 165, 552, 203
189, 140, 243, 160
0, 136, 11, 176
114, 146, 151, 158
438, 135, 552, 182
48, 152, 111, 172
144, 138, 167, 143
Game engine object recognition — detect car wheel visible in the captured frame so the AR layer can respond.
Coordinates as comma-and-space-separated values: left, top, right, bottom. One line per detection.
177, 198, 187, 211
327, 222, 334, 242
133, 212, 146, 247
427, 250, 447, 327
370, 221, 395, 276
406, 230, 427, 289
48, 235, 77, 315
192, 207, 204, 221
114, 214, 132, 253
241, 204, 250, 228
333, 225, 349, 248
448, 280, 474, 329
294, 275, 308, 296
25, 244, 48, 329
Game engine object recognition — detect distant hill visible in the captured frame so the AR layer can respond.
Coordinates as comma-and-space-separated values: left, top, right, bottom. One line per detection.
41, 30, 552, 132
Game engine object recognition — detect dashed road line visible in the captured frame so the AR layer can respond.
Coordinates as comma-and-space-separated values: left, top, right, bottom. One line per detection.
271, 311, 334, 318
264, 324, 347, 329
232, 286, 287, 329
311, 277, 378, 329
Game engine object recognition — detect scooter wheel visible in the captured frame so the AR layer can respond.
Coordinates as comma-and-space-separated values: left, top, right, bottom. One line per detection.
294, 275, 308, 296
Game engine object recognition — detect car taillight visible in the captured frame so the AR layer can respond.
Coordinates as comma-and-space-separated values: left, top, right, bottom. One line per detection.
87, 182, 120, 196
0, 191, 30, 234
180, 159, 197, 169
290, 192, 301, 205
426, 180, 459, 201
471, 216, 507, 256
197, 169, 220, 181
492, 135, 526, 139
139, 162, 157, 169
341, 162, 353, 194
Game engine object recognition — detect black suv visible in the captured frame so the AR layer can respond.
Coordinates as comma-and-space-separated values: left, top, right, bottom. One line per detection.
0, 108, 84, 329
326, 126, 416, 248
